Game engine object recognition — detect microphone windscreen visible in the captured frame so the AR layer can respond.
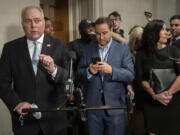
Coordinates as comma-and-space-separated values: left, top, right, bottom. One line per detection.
69, 51, 77, 61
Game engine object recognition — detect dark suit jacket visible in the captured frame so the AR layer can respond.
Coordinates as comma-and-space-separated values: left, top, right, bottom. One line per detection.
77, 39, 134, 115
173, 38, 180, 50
0, 35, 69, 134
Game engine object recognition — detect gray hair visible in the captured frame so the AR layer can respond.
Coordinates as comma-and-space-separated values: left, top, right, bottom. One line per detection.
21, 6, 44, 21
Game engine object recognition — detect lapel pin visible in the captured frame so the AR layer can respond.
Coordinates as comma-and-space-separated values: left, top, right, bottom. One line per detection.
47, 44, 51, 47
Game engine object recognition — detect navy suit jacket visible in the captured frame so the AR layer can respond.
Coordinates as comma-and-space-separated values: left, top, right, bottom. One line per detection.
0, 35, 69, 134
173, 38, 180, 50
77, 39, 134, 115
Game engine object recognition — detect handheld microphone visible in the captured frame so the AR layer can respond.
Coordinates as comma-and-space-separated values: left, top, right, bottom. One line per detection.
64, 51, 77, 94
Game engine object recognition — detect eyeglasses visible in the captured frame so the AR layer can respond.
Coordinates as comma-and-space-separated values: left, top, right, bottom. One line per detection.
110, 18, 120, 22
24, 18, 42, 24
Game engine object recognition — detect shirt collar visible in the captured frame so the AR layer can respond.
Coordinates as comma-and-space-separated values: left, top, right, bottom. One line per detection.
27, 34, 44, 46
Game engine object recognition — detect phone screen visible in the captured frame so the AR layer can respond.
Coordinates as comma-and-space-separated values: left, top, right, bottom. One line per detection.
92, 57, 101, 64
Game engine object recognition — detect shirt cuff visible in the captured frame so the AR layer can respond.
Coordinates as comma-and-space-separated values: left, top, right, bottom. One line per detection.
87, 68, 93, 79
51, 66, 57, 79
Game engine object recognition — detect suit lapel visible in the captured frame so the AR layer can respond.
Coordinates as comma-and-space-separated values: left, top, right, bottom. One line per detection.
107, 40, 116, 66
37, 35, 53, 75
94, 43, 100, 58
40, 35, 52, 55
20, 36, 35, 76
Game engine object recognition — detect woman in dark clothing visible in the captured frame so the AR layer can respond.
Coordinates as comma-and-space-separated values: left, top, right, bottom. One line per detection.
135, 20, 180, 135
128, 26, 147, 135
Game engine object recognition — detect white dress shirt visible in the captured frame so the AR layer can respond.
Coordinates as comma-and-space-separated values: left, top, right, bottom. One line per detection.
27, 34, 57, 78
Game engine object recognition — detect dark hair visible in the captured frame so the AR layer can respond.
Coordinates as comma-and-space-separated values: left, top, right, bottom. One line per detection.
108, 11, 121, 20
170, 14, 180, 22
44, 17, 51, 21
141, 19, 165, 55
95, 17, 113, 29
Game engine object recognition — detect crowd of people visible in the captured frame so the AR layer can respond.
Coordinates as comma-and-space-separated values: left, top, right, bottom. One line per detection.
0, 5, 180, 135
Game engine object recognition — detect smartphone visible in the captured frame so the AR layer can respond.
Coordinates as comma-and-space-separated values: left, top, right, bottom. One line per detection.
92, 57, 101, 64
144, 11, 152, 17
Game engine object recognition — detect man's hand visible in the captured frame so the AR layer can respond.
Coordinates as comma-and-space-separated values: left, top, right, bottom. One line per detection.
66, 94, 74, 101
14, 102, 31, 115
39, 54, 56, 73
96, 62, 112, 74
89, 64, 99, 75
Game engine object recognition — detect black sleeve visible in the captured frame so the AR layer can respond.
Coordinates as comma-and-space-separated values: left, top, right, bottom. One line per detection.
171, 46, 180, 75
0, 44, 21, 111
135, 51, 144, 85
54, 42, 69, 84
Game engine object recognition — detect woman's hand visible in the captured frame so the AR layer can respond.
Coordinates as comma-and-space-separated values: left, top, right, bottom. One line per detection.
153, 91, 173, 106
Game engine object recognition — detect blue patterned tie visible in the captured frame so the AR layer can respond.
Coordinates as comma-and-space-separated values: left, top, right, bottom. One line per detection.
32, 41, 40, 75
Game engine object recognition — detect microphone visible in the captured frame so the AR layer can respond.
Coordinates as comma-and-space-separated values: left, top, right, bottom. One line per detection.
64, 51, 77, 94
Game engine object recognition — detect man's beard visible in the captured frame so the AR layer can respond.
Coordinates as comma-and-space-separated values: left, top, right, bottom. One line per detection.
81, 33, 94, 42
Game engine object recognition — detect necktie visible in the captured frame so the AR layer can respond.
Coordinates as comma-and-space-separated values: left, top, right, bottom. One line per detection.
32, 41, 40, 75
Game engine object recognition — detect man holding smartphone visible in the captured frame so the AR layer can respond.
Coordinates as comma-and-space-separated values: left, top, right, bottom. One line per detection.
77, 17, 134, 135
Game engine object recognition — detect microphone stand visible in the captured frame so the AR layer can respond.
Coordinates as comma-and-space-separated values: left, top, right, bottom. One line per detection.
22, 105, 127, 113
22, 52, 128, 134
22, 88, 127, 135
64, 57, 74, 95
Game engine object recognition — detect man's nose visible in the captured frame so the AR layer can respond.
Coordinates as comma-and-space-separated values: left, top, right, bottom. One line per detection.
171, 25, 176, 30
100, 34, 104, 40
31, 20, 37, 27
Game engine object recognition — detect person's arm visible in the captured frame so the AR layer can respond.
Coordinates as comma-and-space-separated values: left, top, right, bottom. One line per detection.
0, 44, 22, 111
112, 32, 125, 44
135, 51, 172, 106
167, 48, 180, 95
39, 44, 69, 84
111, 44, 134, 82
126, 84, 135, 99
142, 81, 172, 106
77, 54, 92, 82
167, 76, 180, 95
144, 11, 153, 22
167, 59, 180, 95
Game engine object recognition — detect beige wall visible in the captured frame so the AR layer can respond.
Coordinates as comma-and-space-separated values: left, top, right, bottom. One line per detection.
0, 0, 180, 47
0, 1, 39, 135
177, 0, 180, 14
101, 0, 178, 39
75, 0, 179, 40
0, 0, 39, 53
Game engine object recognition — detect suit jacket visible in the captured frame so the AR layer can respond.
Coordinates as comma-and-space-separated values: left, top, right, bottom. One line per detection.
173, 38, 180, 50
77, 39, 134, 115
0, 35, 69, 134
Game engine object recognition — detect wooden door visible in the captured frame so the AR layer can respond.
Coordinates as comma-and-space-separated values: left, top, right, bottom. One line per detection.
40, 0, 69, 43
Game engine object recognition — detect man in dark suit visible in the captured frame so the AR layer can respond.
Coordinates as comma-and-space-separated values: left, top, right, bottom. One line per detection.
170, 14, 180, 49
0, 6, 69, 135
77, 17, 134, 135
67, 19, 95, 135
68, 19, 95, 75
